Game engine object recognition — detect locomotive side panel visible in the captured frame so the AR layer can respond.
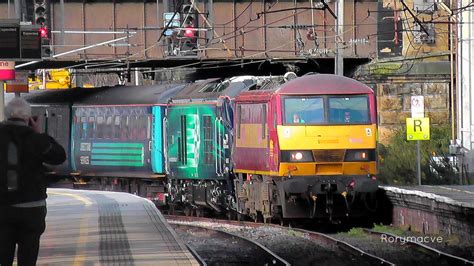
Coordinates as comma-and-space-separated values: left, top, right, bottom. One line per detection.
167, 104, 227, 180
233, 103, 270, 173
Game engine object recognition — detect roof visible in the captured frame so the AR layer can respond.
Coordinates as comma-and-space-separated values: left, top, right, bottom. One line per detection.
78, 83, 188, 105
23, 83, 188, 106
23, 87, 110, 105
277, 74, 374, 95
170, 77, 256, 102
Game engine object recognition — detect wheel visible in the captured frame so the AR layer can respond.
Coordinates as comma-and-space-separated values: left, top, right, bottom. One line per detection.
237, 213, 246, 221
227, 211, 237, 220
184, 206, 192, 216
196, 208, 203, 217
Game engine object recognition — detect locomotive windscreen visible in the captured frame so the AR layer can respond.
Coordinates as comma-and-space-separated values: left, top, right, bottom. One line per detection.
328, 95, 369, 124
283, 95, 369, 125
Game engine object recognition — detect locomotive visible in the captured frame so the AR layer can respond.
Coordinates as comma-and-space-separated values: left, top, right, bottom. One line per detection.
21, 74, 379, 222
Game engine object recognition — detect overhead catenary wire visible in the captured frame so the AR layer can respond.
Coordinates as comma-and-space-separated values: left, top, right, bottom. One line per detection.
58, 0, 458, 74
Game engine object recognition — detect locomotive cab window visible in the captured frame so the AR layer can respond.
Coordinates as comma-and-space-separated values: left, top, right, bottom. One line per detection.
328, 95, 369, 124
283, 97, 324, 125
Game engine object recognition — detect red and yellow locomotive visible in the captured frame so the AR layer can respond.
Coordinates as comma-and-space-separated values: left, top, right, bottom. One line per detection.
232, 74, 379, 221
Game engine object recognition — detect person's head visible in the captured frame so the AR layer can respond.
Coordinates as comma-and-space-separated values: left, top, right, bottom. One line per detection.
293, 113, 300, 123
5, 97, 31, 122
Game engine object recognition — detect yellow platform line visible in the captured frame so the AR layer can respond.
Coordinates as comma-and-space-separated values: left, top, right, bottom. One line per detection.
48, 191, 91, 265
48, 191, 93, 206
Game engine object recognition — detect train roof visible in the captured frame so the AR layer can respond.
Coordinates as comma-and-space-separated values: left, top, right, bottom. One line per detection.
76, 83, 187, 105
235, 74, 373, 102
170, 77, 256, 102
23, 87, 110, 105
277, 74, 373, 95
22, 83, 188, 106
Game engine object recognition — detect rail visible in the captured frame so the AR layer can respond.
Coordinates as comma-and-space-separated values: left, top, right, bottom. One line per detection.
165, 215, 393, 265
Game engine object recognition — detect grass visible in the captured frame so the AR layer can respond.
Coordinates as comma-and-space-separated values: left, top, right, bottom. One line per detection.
347, 227, 366, 237
372, 223, 406, 236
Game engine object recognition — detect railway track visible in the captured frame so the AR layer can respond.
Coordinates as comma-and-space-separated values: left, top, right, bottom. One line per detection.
165, 215, 393, 266
170, 222, 290, 265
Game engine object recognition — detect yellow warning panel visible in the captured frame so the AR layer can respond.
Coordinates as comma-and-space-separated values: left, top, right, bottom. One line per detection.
406, 117, 430, 140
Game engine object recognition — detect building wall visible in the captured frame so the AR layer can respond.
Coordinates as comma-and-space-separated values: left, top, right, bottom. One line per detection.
376, 80, 450, 144
0, 0, 378, 61
358, 0, 452, 144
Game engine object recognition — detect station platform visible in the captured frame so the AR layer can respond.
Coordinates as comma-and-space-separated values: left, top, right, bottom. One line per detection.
35, 188, 199, 265
380, 185, 474, 243
382, 185, 474, 208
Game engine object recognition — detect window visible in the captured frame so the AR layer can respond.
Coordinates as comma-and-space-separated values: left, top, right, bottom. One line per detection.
328, 96, 369, 124
105, 116, 113, 139
96, 116, 104, 139
88, 117, 95, 139
80, 117, 87, 139
284, 97, 324, 125
137, 116, 147, 140
120, 116, 128, 140
129, 116, 138, 139
146, 115, 151, 140
114, 116, 120, 139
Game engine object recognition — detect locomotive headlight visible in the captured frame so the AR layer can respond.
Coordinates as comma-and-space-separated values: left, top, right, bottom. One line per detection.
345, 149, 375, 162
292, 152, 303, 160
282, 151, 314, 162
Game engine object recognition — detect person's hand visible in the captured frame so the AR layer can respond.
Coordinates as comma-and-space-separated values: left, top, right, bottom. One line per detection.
29, 116, 41, 133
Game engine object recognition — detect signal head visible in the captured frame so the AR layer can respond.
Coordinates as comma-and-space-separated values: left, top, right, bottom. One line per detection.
39, 27, 48, 38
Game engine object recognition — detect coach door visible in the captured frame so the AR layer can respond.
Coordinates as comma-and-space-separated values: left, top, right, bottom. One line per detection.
31, 105, 70, 173
151, 106, 165, 174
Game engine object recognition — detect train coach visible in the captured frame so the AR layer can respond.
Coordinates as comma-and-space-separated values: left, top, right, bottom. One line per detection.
232, 74, 379, 222
23, 83, 187, 201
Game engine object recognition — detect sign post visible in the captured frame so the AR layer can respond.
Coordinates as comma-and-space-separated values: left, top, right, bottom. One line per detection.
407, 108, 430, 185
408, 96, 428, 185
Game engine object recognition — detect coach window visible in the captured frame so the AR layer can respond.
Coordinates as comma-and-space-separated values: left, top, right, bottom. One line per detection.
114, 116, 121, 139
131, 115, 140, 140
96, 116, 104, 139
146, 115, 151, 140
80, 116, 88, 139
88, 117, 95, 139
138, 116, 147, 140
120, 116, 128, 140
128, 116, 135, 139
105, 116, 113, 139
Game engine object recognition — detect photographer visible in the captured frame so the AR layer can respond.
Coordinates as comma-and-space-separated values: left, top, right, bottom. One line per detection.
0, 98, 66, 266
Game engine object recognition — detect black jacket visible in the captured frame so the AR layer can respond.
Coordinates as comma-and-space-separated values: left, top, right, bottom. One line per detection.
0, 119, 66, 206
